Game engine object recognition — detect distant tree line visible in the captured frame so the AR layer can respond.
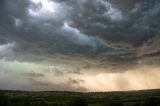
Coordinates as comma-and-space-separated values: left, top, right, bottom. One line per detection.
0, 95, 88, 106
1, 94, 160, 106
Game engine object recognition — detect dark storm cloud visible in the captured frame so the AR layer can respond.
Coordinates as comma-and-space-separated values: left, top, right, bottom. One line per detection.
65, 0, 160, 48
22, 71, 45, 77
0, 0, 96, 62
0, 0, 160, 72
0, 0, 30, 34
53, 70, 64, 76
57, 0, 160, 66
68, 78, 85, 85
29, 78, 87, 92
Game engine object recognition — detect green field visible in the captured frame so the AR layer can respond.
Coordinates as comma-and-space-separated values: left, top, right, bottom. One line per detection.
0, 89, 160, 106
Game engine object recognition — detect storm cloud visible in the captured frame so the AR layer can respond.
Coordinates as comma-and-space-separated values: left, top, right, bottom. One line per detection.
0, 0, 160, 91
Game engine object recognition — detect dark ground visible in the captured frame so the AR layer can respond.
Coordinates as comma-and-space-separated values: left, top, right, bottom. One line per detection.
0, 89, 160, 106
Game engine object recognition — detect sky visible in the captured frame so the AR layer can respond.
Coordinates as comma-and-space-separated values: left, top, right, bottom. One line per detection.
0, 0, 160, 92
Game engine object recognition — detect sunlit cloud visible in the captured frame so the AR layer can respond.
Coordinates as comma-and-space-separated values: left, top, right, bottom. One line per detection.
28, 0, 60, 20
0, 43, 16, 58
82, 65, 160, 92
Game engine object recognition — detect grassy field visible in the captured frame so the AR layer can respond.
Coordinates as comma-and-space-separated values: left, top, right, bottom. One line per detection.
0, 89, 160, 106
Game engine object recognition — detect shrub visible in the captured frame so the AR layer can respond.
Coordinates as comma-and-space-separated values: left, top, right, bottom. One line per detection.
68, 98, 88, 106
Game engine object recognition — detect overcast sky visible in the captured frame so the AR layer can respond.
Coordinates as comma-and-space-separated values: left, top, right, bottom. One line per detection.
0, 0, 160, 92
